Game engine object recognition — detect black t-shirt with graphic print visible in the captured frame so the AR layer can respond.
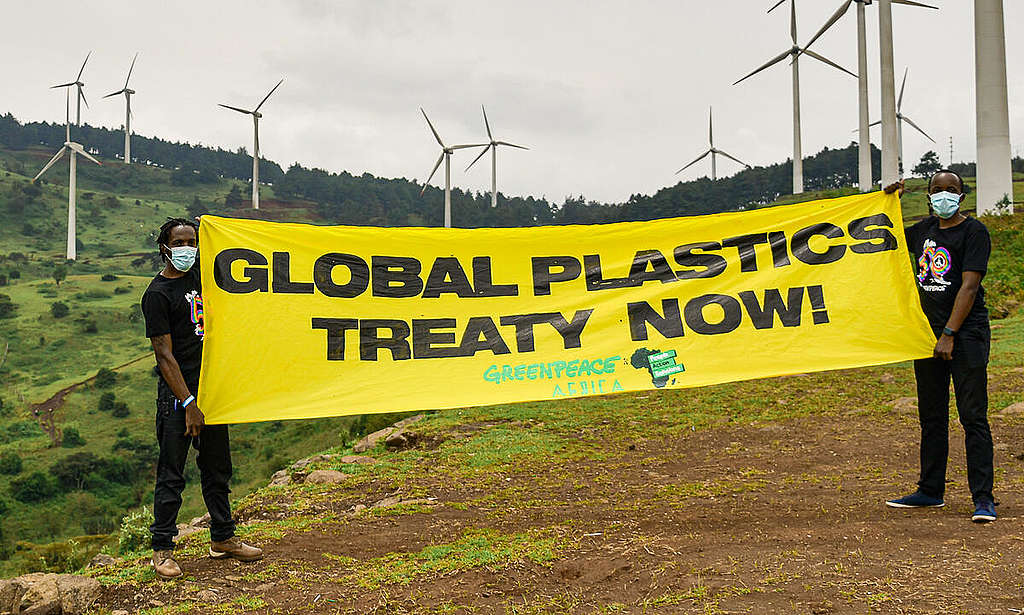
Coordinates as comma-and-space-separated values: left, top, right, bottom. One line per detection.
141, 266, 204, 390
905, 215, 990, 332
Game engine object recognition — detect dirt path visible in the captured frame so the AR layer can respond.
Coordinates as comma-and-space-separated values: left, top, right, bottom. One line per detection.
93, 369, 1024, 614
30, 353, 150, 445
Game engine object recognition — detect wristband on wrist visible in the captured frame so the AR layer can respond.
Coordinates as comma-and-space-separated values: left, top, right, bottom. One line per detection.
181, 395, 196, 408
942, 327, 956, 337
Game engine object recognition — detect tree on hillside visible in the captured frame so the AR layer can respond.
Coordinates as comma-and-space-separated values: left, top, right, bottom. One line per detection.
187, 195, 208, 219
10, 471, 57, 502
913, 151, 942, 178
50, 302, 69, 318
225, 185, 243, 208
52, 264, 67, 287
0, 451, 22, 475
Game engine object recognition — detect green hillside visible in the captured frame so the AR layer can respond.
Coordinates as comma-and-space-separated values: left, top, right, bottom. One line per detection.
0, 130, 1021, 586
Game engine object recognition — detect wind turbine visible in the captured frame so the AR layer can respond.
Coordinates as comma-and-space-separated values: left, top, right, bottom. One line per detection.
51, 52, 91, 126
219, 79, 284, 210
734, 0, 857, 194
418, 108, 487, 228
868, 68, 935, 175
675, 107, 751, 180
464, 106, 529, 208
32, 92, 102, 261
800, 0, 937, 191
103, 53, 139, 165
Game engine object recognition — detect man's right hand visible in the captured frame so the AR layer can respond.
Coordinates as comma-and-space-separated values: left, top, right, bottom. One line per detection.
184, 402, 205, 437
883, 180, 905, 196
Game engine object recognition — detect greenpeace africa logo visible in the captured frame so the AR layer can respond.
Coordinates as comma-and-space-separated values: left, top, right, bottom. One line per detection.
630, 348, 685, 388
185, 290, 204, 339
917, 239, 951, 286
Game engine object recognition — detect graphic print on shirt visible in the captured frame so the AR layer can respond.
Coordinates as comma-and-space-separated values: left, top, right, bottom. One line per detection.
185, 289, 204, 339
917, 238, 952, 292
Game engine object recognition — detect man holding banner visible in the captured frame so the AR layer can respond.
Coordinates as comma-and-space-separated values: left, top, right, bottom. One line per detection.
141, 218, 263, 580
884, 172, 996, 523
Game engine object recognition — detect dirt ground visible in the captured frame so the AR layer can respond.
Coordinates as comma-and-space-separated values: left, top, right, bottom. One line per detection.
93, 374, 1024, 615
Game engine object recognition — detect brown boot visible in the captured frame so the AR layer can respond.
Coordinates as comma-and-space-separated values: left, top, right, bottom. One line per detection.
209, 536, 263, 562
152, 550, 182, 580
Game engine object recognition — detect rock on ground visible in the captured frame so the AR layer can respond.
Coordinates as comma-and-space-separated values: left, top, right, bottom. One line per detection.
304, 470, 347, 484
0, 573, 100, 615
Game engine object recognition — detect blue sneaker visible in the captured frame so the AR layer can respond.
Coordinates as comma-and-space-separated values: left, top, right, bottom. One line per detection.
971, 499, 996, 523
885, 491, 945, 508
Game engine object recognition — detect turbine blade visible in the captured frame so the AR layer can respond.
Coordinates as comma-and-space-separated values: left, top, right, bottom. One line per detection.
51, 82, 76, 89
449, 143, 489, 150
103, 89, 126, 99
897, 67, 908, 111
254, 78, 284, 112
716, 149, 751, 169
34, 147, 67, 181
801, 0, 853, 54
76, 51, 91, 81
79, 86, 89, 109
893, 0, 938, 8
790, 0, 797, 44
420, 108, 444, 147
464, 144, 491, 171
69, 143, 102, 165
901, 116, 935, 142
421, 152, 445, 193
219, 103, 252, 115
675, 150, 711, 175
708, 106, 714, 147
482, 105, 493, 140
733, 48, 793, 85
868, 120, 881, 128
801, 48, 858, 78
766, 0, 786, 13
65, 90, 70, 139
125, 52, 138, 88
495, 141, 529, 150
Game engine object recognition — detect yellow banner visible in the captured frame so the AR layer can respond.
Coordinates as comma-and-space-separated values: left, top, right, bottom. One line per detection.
198, 191, 935, 424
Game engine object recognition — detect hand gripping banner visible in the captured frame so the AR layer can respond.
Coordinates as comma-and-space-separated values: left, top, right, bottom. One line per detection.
198, 191, 935, 424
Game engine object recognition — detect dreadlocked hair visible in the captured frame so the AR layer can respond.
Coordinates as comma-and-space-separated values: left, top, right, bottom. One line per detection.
157, 218, 198, 262
157, 217, 198, 246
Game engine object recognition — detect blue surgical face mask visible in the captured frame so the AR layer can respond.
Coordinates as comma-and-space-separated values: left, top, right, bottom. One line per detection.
165, 245, 197, 272
929, 191, 961, 219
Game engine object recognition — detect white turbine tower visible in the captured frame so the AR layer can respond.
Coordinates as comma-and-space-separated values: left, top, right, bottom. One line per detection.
103, 53, 139, 165
800, 0, 937, 192
734, 0, 857, 195
868, 68, 935, 175
32, 92, 102, 261
974, 0, 1014, 215
675, 107, 751, 180
219, 79, 284, 210
464, 106, 529, 209
51, 52, 91, 127
418, 108, 487, 228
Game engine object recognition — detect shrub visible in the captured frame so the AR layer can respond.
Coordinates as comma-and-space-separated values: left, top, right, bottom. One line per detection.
100, 273, 118, 282
0, 294, 15, 319
117, 506, 154, 554
98, 392, 115, 412
10, 471, 57, 502
112, 402, 130, 418
94, 367, 116, 388
51, 452, 103, 491
0, 451, 23, 475
50, 302, 69, 318
8, 270, 20, 280
116, 427, 129, 438
114, 286, 132, 295
81, 321, 98, 334
0, 275, 7, 286
0, 498, 8, 515
61, 427, 86, 448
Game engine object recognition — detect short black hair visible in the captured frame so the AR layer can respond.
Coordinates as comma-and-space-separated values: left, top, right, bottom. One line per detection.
157, 217, 198, 246
928, 169, 965, 192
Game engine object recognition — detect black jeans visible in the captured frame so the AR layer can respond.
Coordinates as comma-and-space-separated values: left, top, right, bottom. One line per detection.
914, 329, 993, 503
150, 379, 236, 550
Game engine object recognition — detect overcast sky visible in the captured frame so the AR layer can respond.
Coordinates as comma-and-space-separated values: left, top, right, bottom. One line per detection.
4, 1, 1021, 203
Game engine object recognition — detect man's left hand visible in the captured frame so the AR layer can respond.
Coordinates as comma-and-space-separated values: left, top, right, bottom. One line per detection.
933, 335, 954, 361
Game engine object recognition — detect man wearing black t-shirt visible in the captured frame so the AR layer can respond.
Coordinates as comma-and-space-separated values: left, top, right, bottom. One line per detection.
884, 171, 996, 523
141, 218, 262, 580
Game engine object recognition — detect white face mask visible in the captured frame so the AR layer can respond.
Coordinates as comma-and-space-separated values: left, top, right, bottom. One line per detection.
164, 245, 197, 272
929, 191, 962, 219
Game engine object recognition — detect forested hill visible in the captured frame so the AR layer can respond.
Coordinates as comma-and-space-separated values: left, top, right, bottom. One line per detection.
0, 111, 930, 226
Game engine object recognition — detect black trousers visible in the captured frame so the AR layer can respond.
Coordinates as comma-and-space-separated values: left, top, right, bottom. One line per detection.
150, 379, 236, 550
914, 329, 993, 503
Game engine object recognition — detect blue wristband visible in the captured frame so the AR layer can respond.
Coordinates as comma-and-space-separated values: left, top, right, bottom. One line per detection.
181, 395, 195, 408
